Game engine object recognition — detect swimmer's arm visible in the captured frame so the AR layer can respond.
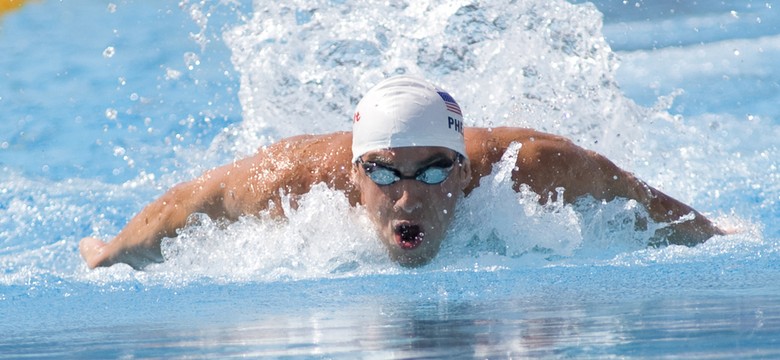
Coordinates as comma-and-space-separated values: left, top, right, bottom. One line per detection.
582, 156, 725, 245
515, 139, 724, 246
622, 175, 726, 245
79, 156, 276, 270
79, 132, 353, 270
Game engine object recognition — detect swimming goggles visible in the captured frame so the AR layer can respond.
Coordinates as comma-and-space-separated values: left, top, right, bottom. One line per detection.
357, 156, 459, 186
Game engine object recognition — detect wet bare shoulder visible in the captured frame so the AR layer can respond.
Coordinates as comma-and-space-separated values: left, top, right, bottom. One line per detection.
464, 127, 570, 193
221, 132, 354, 217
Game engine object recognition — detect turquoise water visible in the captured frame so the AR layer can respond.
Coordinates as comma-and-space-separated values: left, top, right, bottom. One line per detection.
1, 0, 779, 358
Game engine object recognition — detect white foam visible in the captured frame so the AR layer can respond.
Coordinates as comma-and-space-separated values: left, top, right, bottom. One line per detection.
204, 0, 774, 279
2, 0, 776, 287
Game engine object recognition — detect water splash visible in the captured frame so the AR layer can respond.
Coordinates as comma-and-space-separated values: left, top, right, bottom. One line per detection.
165, 0, 775, 282
157, 183, 395, 284
219, 1, 649, 159
1, 0, 776, 288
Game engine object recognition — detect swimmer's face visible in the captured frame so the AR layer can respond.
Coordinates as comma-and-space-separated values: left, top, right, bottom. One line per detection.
353, 146, 471, 267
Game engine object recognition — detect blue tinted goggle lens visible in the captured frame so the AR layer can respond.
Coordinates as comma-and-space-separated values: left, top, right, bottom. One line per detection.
360, 158, 457, 186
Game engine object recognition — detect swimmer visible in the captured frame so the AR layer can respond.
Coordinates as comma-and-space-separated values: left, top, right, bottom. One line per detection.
79, 75, 725, 269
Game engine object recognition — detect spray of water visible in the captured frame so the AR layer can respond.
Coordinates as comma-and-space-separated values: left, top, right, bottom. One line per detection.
1, 0, 775, 287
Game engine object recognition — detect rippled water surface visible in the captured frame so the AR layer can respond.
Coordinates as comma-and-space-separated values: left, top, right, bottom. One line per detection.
1, 0, 779, 358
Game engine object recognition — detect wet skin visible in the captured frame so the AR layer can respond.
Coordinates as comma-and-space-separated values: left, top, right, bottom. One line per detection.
79, 127, 725, 270
352, 147, 471, 267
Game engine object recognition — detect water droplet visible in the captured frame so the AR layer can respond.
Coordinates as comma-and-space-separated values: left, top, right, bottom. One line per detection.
107, 3, 117, 13
102, 46, 115, 58
184, 52, 200, 70
447, 192, 452, 198
165, 68, 182, 80
105, 108, 117, 120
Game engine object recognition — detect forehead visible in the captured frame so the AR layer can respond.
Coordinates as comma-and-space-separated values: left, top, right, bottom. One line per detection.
361, 146, 456, 164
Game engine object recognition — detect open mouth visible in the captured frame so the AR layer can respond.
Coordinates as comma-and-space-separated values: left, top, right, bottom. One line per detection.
394, 223, 424, 250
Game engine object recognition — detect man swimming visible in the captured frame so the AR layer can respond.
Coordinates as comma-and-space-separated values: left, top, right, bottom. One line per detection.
79, 75, 725, 269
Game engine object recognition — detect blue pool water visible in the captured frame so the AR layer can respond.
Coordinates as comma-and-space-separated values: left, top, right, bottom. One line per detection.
1, 0, 779, 358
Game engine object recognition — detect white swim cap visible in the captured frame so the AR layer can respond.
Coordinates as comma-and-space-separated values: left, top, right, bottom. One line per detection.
351, 75, 466, 162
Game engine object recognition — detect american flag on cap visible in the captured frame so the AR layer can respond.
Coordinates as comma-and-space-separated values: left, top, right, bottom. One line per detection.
437, 91, 462, 116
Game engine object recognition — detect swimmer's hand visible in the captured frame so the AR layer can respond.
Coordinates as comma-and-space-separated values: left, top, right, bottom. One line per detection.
79, 236, 163, 270
716, 224, 741, 236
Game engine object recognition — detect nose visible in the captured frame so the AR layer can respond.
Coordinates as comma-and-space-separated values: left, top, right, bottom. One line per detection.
393, 183, 422, 213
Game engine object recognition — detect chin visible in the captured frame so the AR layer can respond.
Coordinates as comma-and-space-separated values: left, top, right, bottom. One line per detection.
387, 242, 442, 268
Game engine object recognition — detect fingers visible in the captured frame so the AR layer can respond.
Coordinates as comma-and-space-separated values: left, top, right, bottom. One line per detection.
79, 237, 165, 270
79, 237, 112, 269
717, 225, 740, 236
